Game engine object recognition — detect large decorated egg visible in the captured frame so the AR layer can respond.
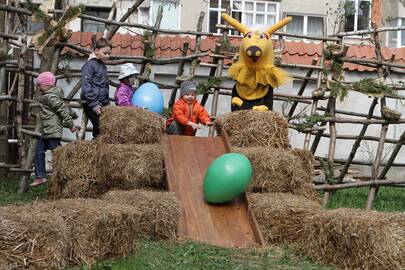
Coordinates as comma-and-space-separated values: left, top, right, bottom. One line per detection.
131, 82, 164, 114
203, 153, 253, 204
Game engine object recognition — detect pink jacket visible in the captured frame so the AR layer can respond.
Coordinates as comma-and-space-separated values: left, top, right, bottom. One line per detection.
114, 82, 134, 106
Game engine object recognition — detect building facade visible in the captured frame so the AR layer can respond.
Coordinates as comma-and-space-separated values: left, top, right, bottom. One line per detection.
24, 0, 405, 168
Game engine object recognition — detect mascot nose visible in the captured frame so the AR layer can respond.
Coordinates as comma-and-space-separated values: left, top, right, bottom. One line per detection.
246, 46, 262, 62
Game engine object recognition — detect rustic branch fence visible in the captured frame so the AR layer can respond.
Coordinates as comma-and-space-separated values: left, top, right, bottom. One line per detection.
0, 1, 404, 209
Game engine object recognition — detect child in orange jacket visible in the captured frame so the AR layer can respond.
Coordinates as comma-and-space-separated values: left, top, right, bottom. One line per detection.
166, 80, 212, 136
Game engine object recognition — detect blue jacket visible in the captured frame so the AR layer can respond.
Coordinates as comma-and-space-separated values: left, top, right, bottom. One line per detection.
81, 58, 110, 109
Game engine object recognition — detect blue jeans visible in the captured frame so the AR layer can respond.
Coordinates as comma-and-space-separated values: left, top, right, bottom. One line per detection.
34, 138, 61, 178
166, 121, 185, 135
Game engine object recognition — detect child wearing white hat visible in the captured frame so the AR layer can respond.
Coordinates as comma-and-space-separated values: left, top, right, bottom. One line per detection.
114, 63, 139, 106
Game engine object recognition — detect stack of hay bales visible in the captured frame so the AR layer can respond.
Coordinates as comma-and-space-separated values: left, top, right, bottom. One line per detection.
0, 189, 180, 269
48, 106, 166, 198
220, 110, 317, 200
222, 111, 405, 270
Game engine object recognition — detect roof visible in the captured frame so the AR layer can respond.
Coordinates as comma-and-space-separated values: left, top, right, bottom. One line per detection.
65, 32, 405, 72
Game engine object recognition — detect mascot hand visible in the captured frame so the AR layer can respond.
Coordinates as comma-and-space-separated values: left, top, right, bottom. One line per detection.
231, 97, 244, 107
252, 105, 269, 112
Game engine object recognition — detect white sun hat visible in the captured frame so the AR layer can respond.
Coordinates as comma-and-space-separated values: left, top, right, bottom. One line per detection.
118, 63, 139, 80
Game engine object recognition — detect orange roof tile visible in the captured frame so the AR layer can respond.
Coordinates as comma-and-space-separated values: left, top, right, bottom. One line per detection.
65, 32, 405, 73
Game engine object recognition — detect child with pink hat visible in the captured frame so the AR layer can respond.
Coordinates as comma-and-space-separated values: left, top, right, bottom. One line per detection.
30, 71, 77, 187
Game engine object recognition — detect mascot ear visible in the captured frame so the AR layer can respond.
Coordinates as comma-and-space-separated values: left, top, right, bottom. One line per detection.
221, 13, 249, 35
265, 17, 293, 36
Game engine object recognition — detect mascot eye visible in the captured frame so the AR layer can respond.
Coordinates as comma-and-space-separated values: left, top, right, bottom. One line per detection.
245, 32, 253, 38
259, 33, 269, 39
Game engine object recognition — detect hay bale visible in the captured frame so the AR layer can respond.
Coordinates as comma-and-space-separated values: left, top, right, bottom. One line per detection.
98, 144, 165, 189
291, 148, 314, 178
249, 193, 321, 244
0, 206, 70, 270
42, 199, 141, 266
297, 208, 405, 270
235, 147, 318, 201
49, 142, 165, 199
220, 110, 289, 148
101, 189, 180, 239
48, 141, 102, 199
97, 106, 164, 144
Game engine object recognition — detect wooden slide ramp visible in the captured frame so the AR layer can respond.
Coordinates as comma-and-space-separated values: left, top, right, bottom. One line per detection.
162, 135, 264, 248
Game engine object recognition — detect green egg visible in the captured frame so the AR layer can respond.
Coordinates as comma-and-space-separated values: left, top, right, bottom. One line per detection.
203, 153, 253, 204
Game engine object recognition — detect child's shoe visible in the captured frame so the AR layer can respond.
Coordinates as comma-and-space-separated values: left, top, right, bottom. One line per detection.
30, 178, 47, 187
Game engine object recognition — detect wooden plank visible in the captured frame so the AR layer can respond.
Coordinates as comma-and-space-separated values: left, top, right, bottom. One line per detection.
162, 134, 263, 247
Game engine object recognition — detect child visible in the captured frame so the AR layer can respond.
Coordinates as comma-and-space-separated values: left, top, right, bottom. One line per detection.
81, 37, 112, 138
114, 63, 139, 106
30, 72, 77, 187
166, 80, 212, 136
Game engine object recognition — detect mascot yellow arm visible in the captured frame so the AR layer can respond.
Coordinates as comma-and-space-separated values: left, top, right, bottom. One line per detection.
265, 17, 293, 36
221, 13, 249, 35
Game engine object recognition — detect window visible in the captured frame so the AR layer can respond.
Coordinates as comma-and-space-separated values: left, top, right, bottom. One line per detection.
388, 18, 405, 48
285, 14, 324, 38
150, 0, 180, 30
81, 7, 111, 33
344, 0, 371, 32
208, 0, 279, 35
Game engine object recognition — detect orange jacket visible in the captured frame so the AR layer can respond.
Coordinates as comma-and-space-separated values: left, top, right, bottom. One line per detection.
167, 98, 211, 136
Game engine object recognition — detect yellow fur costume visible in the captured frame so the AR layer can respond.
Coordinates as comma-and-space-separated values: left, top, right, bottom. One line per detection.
222, 14, 292, 111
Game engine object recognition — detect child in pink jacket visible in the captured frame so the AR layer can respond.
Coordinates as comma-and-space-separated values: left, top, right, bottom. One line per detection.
114, 63, 139, 106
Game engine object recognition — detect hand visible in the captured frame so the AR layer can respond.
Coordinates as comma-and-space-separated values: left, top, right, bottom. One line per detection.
70, 126, 77, 133
231, 97, 244, 107
188, 122, 200, 130
94, 107, 102, 115
205, 122, 213, 127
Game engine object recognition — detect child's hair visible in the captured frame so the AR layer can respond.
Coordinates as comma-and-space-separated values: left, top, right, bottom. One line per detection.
93, 38, 112, 50
180, 80, 197, 96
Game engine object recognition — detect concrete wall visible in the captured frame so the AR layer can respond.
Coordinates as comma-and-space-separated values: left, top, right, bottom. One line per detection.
179, 0, 208, 31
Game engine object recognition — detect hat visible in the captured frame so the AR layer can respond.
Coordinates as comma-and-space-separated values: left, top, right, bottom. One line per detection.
118, 63, 139, 80
180, 80, 197, 96
36, 71, 56, 86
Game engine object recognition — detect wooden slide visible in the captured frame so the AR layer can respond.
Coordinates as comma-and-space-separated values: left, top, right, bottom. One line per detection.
162, 134, 265, 248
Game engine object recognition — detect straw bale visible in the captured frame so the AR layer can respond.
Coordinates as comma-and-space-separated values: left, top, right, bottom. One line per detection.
0, 205, 70, 270
101, 189, 180, 239
249, 193, 321, 244
235, 147, 319, 201
42, 199, 141, 266
98, 144, 165, 189
97, 106, 164, 144
220, 110, 289, 148
290, 148, 314, 179
48, 141, 101, 199
297, 208, 405, 270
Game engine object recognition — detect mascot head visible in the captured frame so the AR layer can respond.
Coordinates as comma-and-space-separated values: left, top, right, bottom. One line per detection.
221, 14, 292, 90
221, 13, 292, 67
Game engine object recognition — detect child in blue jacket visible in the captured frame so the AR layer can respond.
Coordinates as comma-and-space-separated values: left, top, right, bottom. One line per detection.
81, 38, 112, 138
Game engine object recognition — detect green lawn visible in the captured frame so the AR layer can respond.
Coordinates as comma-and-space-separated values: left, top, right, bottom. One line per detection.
76, 240, 332, 270
0, 177, 47, 206
326, 186, 405, 212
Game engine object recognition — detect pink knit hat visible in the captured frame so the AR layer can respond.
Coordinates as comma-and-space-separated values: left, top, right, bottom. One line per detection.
36, 71, 56, 86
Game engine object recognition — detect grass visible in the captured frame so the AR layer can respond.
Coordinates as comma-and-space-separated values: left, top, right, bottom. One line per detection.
326, 187, 405, 212
76, 240, 333, 270
0, 177, 47, 206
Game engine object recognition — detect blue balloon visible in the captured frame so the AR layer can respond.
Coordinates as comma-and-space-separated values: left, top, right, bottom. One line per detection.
131, 82, 164, 114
